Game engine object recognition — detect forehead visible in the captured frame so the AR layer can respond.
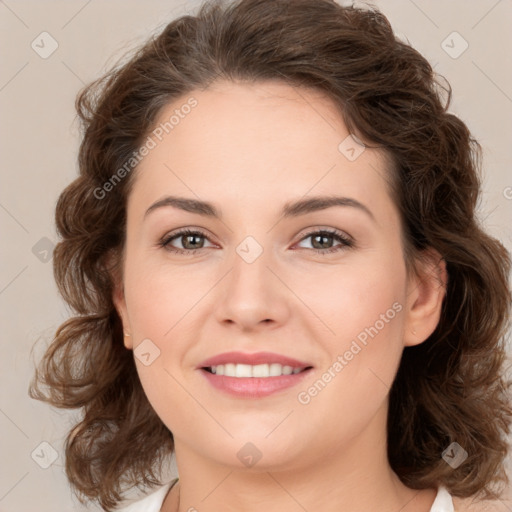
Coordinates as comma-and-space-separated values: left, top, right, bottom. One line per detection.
129, 80, 394, 218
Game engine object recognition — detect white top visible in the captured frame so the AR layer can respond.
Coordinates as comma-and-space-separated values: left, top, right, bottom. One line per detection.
117, 479, 455, 512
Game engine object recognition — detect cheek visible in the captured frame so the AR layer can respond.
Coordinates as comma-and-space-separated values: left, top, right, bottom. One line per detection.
299, 252, 406, 346
296, 293, 405, 448
123, 255, 193, 432
301, 251, 407, 406
123, 253, 201, 339
121, 254, 214, 409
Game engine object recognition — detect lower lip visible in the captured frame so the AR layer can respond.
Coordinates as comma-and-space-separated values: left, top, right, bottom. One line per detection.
199, 368, 313, 398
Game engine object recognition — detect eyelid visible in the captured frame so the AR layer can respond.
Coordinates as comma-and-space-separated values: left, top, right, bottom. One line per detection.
294, 226, 354, 244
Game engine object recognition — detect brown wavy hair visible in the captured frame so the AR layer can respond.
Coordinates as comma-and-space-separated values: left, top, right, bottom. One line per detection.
29, 0, 512, 510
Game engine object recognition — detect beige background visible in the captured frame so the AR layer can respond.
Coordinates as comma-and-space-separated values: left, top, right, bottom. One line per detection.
1, 0, 511, 510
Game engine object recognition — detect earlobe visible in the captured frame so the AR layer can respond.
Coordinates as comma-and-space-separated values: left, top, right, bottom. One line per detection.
403, 248, 448, 348
123, 331, 133, 349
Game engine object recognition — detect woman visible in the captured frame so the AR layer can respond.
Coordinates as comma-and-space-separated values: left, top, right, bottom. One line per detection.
30, 0, 512, 511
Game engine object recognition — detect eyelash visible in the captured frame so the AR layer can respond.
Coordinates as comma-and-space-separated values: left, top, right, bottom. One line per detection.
158, 228, 354, 256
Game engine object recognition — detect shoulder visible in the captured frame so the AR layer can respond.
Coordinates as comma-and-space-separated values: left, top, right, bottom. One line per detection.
115, 479, 177, 512
452, 495, 511, 512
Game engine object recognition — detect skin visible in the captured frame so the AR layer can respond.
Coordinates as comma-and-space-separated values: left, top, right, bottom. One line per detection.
113, 80, 447, 512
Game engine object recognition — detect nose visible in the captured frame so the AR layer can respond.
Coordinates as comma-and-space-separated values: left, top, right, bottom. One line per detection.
214, 244, 291, 332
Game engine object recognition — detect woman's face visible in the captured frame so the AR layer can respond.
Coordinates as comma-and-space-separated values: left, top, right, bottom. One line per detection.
114, 80, 443, 472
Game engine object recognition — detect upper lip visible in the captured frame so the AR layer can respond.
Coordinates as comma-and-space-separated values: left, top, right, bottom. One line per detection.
198, 351, 313, 369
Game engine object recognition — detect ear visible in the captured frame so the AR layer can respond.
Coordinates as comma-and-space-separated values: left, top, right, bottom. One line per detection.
402, 248, 448, 347
106, 249, 133, 350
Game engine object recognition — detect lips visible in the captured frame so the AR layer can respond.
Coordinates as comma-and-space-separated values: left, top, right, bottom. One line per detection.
197, 351, 314, 398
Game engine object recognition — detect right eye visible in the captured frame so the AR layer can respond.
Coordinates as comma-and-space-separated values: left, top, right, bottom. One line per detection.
159, 229, 215, 255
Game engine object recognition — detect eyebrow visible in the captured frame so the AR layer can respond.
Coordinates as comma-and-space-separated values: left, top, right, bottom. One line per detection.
144, 195, 375, 222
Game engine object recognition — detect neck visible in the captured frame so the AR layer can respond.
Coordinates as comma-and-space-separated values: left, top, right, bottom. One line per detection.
163, 404, 436, 512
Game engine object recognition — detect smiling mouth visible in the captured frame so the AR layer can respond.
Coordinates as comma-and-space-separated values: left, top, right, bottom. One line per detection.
202, 363, 313, 378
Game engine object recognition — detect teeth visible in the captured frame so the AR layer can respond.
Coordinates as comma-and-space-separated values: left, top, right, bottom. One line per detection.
208, 363, 304, 378
252, 364, 269, 377
235, 364, 252, 378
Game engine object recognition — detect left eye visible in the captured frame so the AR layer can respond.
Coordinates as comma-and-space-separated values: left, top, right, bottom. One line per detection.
294, 229, 354, 254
